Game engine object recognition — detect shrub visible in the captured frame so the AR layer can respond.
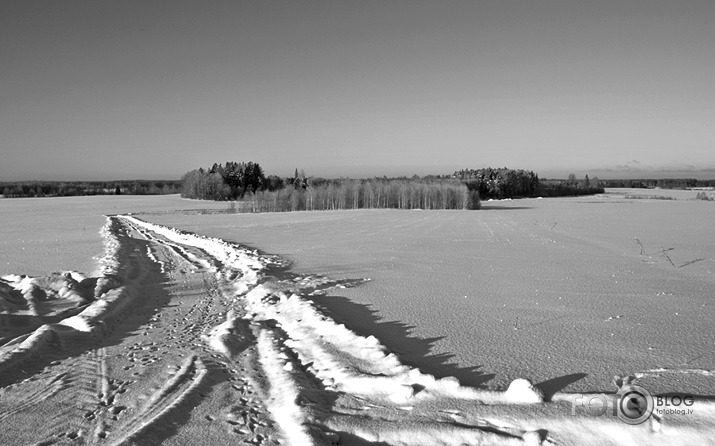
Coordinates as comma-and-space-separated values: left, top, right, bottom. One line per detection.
624, 194, 675, 200
696, 191, 714, 201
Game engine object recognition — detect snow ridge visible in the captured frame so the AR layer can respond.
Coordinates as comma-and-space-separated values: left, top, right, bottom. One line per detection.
257, 328, 315, 446
0, 216, 154, 374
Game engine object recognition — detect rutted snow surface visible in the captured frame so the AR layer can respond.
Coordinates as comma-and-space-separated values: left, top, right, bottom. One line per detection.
0, 214, 714, 445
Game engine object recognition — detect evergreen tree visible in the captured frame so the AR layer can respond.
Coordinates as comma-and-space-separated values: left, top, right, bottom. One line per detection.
223, 162, 245, 198
243, 162, 265, 194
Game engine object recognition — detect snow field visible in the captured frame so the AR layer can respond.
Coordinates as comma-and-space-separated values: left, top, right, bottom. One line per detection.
145, 193, 715, 396
1, 193, 715, 444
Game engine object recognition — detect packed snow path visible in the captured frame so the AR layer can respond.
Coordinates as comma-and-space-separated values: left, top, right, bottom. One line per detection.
1, 215, 714, 445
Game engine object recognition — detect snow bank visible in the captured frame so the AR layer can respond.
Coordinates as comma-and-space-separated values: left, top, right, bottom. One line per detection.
0, 217, 153, 373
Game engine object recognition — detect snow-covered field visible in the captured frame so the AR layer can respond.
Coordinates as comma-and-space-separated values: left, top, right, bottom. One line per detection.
1, 191, 714, 445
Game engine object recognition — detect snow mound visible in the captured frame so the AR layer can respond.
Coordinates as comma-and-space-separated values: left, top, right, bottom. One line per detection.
505, 378, 544, 404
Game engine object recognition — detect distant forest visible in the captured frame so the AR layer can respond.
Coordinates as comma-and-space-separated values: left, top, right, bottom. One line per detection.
599, 178, 715, 189
0, 180, 182, 198
179, 163, 608, 212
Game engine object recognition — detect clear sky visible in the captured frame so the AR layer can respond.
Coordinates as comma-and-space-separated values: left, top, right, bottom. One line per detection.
1, 0, 714, 181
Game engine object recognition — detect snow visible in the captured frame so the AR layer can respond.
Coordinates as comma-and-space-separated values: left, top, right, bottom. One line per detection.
256, 328, 314, 445
0, 194, 229, 276
0, 191, 714, 444
146, 192, 715, 395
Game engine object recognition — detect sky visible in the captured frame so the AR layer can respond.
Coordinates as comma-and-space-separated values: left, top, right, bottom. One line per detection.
1, 0, 714, 181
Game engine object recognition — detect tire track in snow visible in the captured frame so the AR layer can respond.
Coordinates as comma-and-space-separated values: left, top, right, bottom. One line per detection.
106, 217, 280, 445
0, 372, 68, 422
124, 219, 219, 273
13, 347, 112, 445
107, 355, 207, 446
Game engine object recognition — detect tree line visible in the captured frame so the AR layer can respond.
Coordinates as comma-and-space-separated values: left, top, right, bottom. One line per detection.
181, 162, 480, 210
600, 178, 715, 189
242, 178, 480, 212
1, 180, 182, 198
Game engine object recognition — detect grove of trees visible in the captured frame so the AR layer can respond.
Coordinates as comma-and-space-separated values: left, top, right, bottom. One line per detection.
454, 168, 540, 199
181, 162, 480, 210
181, 161, 274, 200
244, 178, 480, 212
453, 168, 604, 199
